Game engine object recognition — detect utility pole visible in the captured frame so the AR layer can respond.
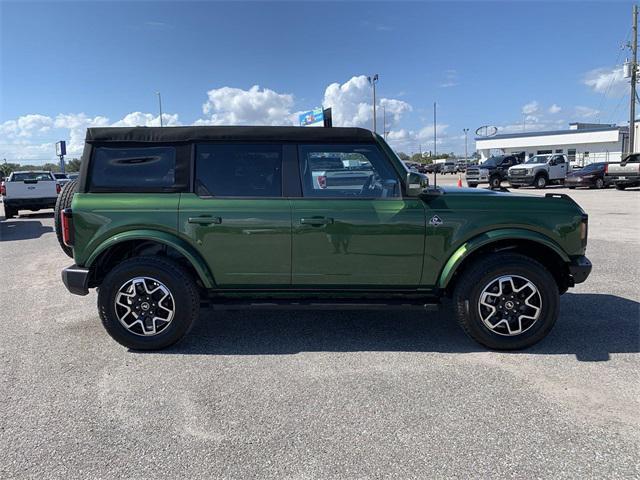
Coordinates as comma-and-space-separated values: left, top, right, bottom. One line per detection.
629, 5, 638, 153
433, 102, 437, 188
156, 92, 164, 127
368, 74, 379, 133
463, 128, 469, 160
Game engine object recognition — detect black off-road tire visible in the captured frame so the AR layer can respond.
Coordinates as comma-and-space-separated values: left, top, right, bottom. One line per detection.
54, 180, 78, 258
453, 253, 559, 350
4, 205, 17, 219
98, 257, 200, 350
489, 176, 501, 189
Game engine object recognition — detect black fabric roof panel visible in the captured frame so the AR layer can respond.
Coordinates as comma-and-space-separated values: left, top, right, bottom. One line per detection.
85, 126, 376, 143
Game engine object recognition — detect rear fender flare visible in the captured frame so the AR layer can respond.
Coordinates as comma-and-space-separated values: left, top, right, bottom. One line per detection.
85, 229, 215, 288
437, 228, 570, 289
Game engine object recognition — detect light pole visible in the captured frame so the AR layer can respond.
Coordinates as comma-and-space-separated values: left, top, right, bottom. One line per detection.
367, 74, 379, 133
156, 92, 164, 127
463, 128, 469, 160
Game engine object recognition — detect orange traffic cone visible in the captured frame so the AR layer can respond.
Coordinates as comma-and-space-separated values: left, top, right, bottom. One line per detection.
457, 174, 463, 188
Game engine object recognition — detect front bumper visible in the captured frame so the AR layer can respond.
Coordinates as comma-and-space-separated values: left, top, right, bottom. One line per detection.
507, 176, 535, 186
61, 264, 90, 296
568, 255, 592, 284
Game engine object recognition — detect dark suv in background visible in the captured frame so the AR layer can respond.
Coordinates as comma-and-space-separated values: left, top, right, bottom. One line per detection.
465, 153, 524, 188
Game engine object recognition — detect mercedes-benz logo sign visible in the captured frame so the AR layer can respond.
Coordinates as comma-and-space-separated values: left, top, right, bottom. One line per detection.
475, 125, 498, 138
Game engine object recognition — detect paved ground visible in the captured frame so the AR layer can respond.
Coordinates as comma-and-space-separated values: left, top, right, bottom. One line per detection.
1, 180, 639, 479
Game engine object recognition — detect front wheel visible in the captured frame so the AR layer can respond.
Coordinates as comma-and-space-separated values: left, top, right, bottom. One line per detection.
595, 177, 605, 189
98, 257, 200, 350
615, 184, 626, 190
489, 176, 501, 189
453, 253, 559, 350
510, 185, 520, 189
534, 175, 548, 189
467, 183, 478, 188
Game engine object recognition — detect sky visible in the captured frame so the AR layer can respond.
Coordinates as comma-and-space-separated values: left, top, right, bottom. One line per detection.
0, 0, 634, 163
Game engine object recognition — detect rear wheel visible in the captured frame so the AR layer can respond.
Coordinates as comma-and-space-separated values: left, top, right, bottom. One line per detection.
534, 175, 547, 189
98, 257, 200, 350
54, 180, 78, 258
4, 206, 17, 219
453, 253, 559, 350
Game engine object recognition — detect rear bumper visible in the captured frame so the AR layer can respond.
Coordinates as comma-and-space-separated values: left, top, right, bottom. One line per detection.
4, 197, 57, 209
61, 264, 90, 296
568, 255, 592, 285
610, 176, 640, 187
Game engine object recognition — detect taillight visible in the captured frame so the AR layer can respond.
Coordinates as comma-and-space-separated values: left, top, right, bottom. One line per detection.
61, 208, 74, 247
56, 183, 61, 194
318, 175, 327, 189
604, 163, 608, 174
580, 214, 588, 249
0, 182, 5, 196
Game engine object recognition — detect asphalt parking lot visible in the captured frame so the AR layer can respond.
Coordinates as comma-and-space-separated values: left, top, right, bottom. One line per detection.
1, 178, 638, 479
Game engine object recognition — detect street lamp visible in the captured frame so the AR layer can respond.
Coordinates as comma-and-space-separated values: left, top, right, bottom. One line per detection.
367, 74, 379, 133
156, 92, 164, 127
463, 128, 469, 160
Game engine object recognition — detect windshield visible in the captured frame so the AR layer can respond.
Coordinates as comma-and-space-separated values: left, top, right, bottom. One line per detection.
11, 172, 53, 181
481, 156, 503, 167
525, 155, 550, 164
580, 163, 604, 172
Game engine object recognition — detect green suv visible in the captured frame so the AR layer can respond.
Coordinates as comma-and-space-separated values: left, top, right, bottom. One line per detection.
58, 126, 592, 350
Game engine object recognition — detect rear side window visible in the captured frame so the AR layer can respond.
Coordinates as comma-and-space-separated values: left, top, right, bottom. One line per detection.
90, 146, 176, 190
195, 144, 282, 197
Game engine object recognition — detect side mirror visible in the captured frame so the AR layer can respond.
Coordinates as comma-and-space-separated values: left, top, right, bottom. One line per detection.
406, 171, 429, 196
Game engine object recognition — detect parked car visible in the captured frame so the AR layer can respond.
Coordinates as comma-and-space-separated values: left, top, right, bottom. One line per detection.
455, 160, 468, 173
441, 161, 457, 174
425, 163, 441, 174
53, 173, 71, 186
466, 154, 522, 188
66, 172, 80, 181
1, 170, 60, 219
605, 153, 640, 190
565, 162, 609, 189
59, 125, 591, 351
308, 156, 372, 191
507, 154, 570, 189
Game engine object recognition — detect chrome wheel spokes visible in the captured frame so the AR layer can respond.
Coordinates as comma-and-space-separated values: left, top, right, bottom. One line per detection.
115, 277, 175, 336
478, 275, 542, 336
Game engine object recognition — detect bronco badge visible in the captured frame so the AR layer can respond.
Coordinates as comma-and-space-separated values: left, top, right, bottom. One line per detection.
429, 215, 443, 226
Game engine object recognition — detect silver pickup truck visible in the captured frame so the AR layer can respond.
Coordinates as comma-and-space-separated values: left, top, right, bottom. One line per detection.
606, 153, 640, 190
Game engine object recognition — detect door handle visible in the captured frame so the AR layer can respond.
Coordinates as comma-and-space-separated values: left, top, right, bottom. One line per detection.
300, 217, 334, 226
188, 216, 222, 225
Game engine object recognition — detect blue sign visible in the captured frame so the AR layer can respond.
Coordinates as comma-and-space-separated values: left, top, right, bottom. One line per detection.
299, 107, 324, 127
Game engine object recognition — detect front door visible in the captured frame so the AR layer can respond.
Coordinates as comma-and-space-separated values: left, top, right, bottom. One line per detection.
291, 144, 426, 287
179, 143, 291, 287
548, 154, 567, 180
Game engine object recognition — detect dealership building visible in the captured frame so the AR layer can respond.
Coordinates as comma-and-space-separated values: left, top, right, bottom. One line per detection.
475, 123, 629, 165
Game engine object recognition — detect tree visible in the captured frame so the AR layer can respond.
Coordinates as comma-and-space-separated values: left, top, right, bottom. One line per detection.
396, 152, 410, 161
410, 153, 424, 164
66, 158, 82, 172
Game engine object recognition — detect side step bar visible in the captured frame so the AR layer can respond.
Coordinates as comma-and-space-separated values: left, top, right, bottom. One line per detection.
202, 298, 441, 311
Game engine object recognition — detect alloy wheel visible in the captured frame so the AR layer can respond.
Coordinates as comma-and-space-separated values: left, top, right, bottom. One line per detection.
477, 275, 542, 336
114, 277, 175, 336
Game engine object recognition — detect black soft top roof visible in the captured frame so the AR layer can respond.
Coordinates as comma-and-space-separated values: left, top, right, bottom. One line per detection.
85, 126, 376, 144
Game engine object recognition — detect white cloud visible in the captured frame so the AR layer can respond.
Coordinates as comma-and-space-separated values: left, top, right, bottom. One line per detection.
548, 104, 562, 114
385, 123, 450, 152
198, 85, 294, 126
322, 75, 412, 129
0, 114, 54, 138
583, 66, 626, 97
111, 112, 179, 128
439, 69, 460, 88
574, 106, 600, 119
522, 101, 539, 115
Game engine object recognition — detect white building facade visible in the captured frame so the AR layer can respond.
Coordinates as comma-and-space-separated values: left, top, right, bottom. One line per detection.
476, 123, 628, 166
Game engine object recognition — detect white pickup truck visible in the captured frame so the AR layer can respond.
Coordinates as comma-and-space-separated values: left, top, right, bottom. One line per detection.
606, 153, 640, 190
1, 171, 60, 219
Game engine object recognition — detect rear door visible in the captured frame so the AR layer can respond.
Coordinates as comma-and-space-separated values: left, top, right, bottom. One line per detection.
291, 143, 425, 287
178, 143, 292, 287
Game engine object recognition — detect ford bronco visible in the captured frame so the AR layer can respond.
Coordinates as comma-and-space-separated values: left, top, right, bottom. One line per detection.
58, 126, 591, 351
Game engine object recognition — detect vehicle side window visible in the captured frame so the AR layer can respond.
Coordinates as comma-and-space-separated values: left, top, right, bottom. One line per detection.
298, 144, 400, 198
553, 155, 565, 164
90, 146, 176, 191
195, 144, 282, 197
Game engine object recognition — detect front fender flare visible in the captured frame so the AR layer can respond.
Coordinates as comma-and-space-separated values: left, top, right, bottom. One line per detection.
437, 228, 570, 289
85, 229, 215, 288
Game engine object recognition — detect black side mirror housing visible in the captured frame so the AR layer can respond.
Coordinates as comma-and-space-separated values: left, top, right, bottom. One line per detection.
406, 171, 429, 196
